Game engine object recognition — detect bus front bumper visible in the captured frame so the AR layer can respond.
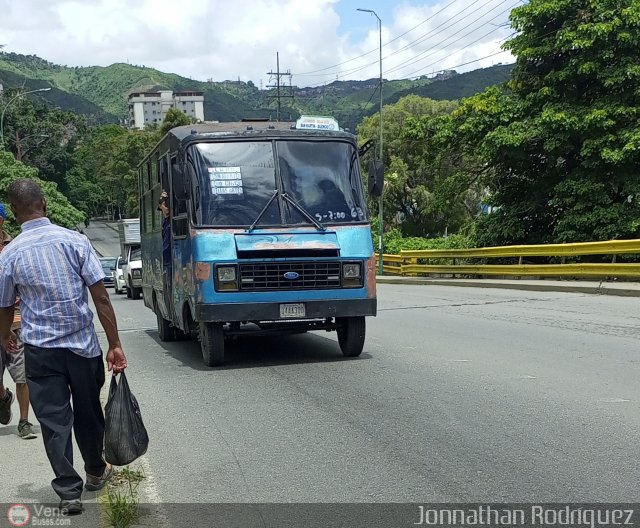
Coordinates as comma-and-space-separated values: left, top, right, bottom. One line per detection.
194, 298, 376, 323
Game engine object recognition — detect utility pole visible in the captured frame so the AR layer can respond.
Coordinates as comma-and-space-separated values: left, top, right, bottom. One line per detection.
266, 52, 293, 121
358, 8, 384, 274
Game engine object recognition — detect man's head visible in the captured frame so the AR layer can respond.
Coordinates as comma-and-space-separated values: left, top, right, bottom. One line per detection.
158, 190, 169, 218
7, 179, 47, 225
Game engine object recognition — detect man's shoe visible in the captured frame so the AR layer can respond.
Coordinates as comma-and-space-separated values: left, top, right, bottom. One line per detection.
18, 420, 37, 439
0, 388, 14, 425
60, 499, 83, 515
85, 464, 113, 491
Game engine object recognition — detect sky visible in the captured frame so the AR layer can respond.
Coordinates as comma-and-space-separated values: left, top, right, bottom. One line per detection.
0, 0, 518, 88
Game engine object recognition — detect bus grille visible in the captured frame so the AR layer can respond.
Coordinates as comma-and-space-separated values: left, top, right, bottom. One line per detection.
239, 261, 342, 291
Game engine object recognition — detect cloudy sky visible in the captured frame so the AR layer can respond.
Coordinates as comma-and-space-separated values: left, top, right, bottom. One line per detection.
0, 0, 518, 87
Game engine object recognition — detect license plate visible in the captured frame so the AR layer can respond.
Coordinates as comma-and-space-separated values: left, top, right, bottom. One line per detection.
280, 303, 306, 318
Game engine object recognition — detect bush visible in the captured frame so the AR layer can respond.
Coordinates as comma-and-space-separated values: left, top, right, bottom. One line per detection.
383, 233, 470, 254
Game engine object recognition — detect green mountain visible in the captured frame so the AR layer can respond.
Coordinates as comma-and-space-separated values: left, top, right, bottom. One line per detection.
0, 52, 513, 128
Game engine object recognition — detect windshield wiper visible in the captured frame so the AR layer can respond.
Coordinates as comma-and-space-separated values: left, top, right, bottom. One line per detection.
281, 193, 326, 232
247, 190, 279, 232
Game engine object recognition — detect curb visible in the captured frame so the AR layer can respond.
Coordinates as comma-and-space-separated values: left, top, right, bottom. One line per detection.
375, 277, 640, 297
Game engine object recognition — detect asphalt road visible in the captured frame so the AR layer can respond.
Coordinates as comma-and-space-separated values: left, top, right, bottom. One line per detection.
110, 284, 640, 501
82, 221, 121, 258
2, 224, 638, 527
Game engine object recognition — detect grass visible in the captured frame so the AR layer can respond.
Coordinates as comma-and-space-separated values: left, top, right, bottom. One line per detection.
100, 466, 146, 528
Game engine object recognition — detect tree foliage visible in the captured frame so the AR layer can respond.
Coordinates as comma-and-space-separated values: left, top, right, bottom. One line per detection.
444, 0, 640, 245
0, 151, 84, 234
71, 125, 157, 217
159, 107, 192, 136
1, 90, 87, 192
357, 95, 471, 237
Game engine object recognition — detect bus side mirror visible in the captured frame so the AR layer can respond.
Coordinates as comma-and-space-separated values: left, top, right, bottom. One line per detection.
172, 165, 188, 201
368, 160, 384, 197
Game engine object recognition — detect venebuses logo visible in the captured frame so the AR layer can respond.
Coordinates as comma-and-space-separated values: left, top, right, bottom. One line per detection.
7, 504, 31, 527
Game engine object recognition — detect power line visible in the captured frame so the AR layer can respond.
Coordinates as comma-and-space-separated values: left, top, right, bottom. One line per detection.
298, 0, 486, 80
295, 0, 461, 76
384, 1, 519, 76
302, 0, 514, 87
380, 0, 504, 63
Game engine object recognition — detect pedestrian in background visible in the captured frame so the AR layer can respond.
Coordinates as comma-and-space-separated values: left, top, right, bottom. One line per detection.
0, 202, 37, 439
0, 180, 128, 515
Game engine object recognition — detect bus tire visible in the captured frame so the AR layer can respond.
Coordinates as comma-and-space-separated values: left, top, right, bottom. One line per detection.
156, 306, 175, 342
337, 316, 366, 357
200, 322, 225, 367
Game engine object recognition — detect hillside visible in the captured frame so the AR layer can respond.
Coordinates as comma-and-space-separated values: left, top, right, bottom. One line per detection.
0, 64, 118, 123
0, 52, 514, 127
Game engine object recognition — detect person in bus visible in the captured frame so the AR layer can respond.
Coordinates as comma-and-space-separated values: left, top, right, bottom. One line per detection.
158, 191, 172, 312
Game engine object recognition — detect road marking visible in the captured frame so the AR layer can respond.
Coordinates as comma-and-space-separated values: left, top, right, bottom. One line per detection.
452, 359, 471, 362
137, 454, 171, 528
600, 397, 631, 403
518, 375, 537, 379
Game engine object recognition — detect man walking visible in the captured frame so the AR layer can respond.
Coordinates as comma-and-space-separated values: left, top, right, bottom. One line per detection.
0, 180, 128, 515
0, 203, 37, 439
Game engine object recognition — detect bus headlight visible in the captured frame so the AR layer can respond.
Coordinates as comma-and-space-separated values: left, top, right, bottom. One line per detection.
217, 267, 236, 282
216, 265, 238, 291
342, 262, 362, 288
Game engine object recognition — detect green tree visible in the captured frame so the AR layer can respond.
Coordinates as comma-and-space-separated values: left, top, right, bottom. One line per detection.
357, 95, 463, 236
0, 151, 84, 233
71, 125, 156, 218
449, 0, 640, 245
1, 91, 87, 193
159, 108, 192, 136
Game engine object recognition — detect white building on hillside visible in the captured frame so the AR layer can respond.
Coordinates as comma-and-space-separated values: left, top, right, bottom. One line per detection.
127, 90, 205, 129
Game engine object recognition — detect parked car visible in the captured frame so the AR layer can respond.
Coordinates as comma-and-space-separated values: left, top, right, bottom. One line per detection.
99, 257, 117, 287
114, 256, 126, 294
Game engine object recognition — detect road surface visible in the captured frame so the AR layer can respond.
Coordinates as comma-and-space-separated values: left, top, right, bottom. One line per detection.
2, 223, 638, 527
109, 283, 639, 506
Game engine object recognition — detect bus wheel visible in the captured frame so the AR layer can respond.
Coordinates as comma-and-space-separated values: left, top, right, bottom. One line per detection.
337, 317, 366, 357
156, 306, 175, 342
199, 322, 225, 367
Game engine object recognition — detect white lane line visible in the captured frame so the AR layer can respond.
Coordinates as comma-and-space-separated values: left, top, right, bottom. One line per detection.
137, 454, 171, 528
517, 375, 537, 379
600, 397, 631, 403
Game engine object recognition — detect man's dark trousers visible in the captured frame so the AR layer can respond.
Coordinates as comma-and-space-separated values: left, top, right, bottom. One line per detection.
24, 345, 106, 500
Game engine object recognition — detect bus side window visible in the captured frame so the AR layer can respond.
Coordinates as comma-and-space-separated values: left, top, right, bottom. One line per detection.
170, 155, 188, 237
187, 162, 200, 225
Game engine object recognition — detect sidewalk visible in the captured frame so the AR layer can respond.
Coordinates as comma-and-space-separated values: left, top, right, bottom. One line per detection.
0, 324, 113, 526
375, 275, 640, 297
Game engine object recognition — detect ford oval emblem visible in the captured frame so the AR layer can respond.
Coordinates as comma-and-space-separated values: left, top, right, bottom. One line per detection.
284, 271, 300, 280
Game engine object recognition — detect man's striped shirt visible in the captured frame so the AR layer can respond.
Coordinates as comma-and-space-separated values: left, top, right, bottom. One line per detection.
0, 218, 105, 358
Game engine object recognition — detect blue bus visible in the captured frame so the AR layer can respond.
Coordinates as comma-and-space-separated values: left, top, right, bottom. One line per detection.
138, 119, 377, 366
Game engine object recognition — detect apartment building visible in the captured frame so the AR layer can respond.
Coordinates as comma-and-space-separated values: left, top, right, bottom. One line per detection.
127, 90, 204, 129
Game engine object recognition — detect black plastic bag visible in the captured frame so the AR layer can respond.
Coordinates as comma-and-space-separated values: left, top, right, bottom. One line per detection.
104, 372, 149, 466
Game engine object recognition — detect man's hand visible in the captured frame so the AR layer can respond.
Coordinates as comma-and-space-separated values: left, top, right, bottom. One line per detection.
106, 345, 128, 373
0, 330, 19, 354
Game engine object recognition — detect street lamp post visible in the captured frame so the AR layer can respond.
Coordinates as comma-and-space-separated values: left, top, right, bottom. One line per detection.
357, 8, 384, 274
0, 87, 52, 150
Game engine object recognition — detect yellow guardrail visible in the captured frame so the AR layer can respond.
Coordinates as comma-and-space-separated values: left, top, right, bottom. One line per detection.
375, 239, 640, 278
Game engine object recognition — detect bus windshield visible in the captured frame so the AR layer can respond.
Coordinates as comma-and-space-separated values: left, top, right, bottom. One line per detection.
189, 140, 367, 227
